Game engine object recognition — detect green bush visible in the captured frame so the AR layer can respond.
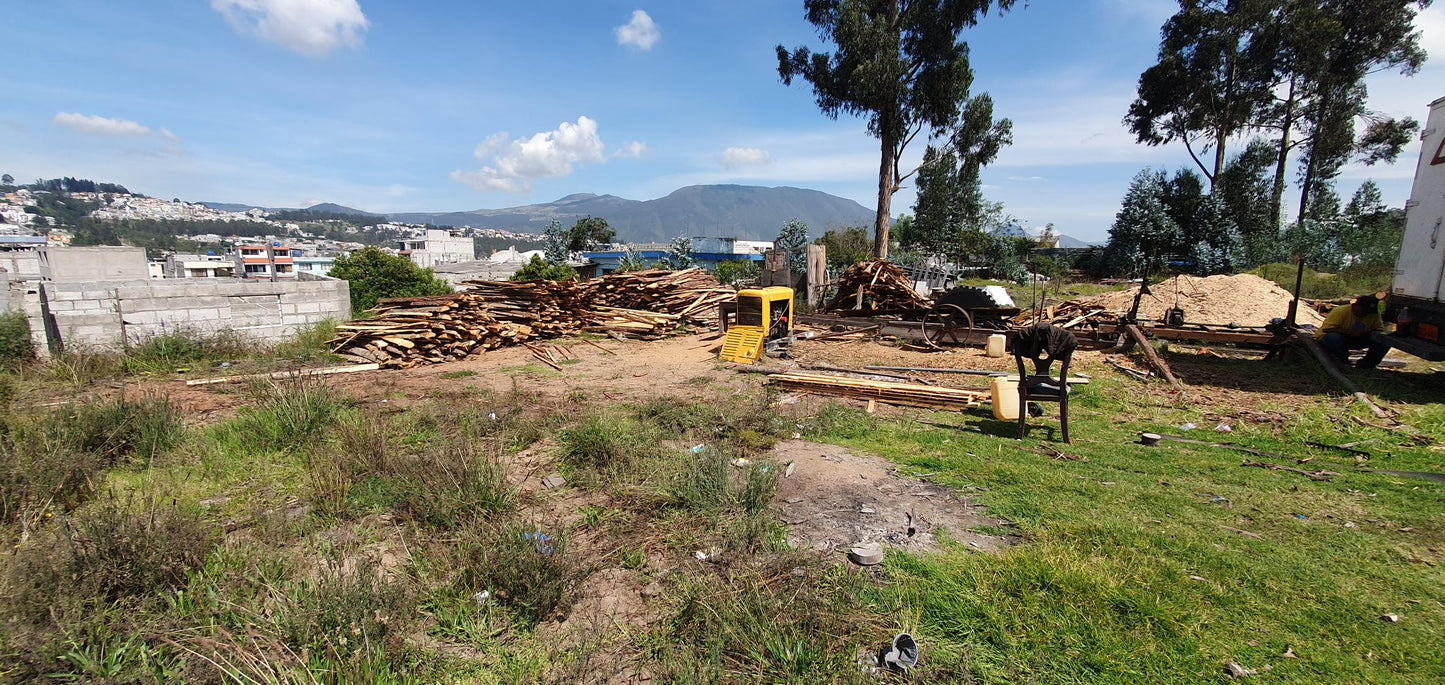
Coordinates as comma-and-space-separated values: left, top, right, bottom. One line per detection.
510, 254, 578, 282
276, 560, 410, 663
0, 429, 98, 526
232, 379, 351, 451
329, 246, 452, 314
0, 311, 34, 368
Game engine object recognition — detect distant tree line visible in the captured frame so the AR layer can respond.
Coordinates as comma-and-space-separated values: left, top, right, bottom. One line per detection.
269, 209, 388, 227
25, 177, 132, 195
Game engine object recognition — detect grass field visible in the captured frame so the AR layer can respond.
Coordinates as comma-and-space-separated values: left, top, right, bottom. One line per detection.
1, 326, 1441, 683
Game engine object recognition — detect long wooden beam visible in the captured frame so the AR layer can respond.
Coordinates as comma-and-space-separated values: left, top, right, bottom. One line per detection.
1126, 324, 1184, 390
1293, 330, 1391, 419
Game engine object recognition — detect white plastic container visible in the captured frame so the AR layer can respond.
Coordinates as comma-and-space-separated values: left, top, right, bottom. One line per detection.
985, 333, 1007, 358
991, 376, 1019, 420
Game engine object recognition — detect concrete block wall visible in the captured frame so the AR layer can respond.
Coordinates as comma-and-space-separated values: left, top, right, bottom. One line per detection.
32, 277, 350, 354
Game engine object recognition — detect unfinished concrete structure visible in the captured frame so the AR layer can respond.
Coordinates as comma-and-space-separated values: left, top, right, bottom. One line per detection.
12, 273, 350, 356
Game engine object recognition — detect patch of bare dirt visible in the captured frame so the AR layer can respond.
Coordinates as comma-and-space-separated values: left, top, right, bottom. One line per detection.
771, 440, 1012, 555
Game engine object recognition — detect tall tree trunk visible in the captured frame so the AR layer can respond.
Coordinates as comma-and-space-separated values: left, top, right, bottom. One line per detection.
1286, 93, 1328, 326
874, 132, 895, 260
1270, 77, 1296, 236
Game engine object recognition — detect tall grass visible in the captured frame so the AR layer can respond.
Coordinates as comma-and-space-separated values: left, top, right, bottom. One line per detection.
232, 379, 351, 452
122, 328, 252, 374
0, 311, 34, 369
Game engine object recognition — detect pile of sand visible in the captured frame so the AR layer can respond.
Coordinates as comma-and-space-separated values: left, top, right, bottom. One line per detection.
1079, 274, 1325, 327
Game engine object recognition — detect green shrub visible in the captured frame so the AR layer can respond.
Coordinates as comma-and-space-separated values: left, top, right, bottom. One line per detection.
509, 255, 578, 282
669, 447, 733, 515
0, 430, 98, 526
455, 522, 586, 627
329, 246, 452, 313
0, 311, 34, 368
2, 495, 216, 623
47, 393, 183, 466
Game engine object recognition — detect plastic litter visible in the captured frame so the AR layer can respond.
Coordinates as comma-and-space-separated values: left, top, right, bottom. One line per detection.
689, 444, 706, 453
1214, 423, 1233, 433
523, 532, 555, 555
1179, 423, 1197, 431
877, 633, 919, 671
473, 590, 490, 605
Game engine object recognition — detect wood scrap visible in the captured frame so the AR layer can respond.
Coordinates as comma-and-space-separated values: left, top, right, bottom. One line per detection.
1241, 459, 1340, 481
1294, 330, 1391, 420
765, 372, 988, 411
1126, 323, 1184, 390
821, 260, 932, 313
185, 363, 380, 386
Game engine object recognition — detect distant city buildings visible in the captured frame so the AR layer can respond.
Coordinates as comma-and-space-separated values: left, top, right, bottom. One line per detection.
397, 228, 475, 268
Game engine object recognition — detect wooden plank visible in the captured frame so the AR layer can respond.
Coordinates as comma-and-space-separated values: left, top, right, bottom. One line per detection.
185, 363, 381, 386
1125, 324, 1184, 390
1294, 330, 1391, 419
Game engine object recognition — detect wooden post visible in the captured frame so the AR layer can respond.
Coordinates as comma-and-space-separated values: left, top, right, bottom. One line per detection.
806, 244, 825, 307
1125, 324, 1184, 390
763, 249, 790, 288
1294, 330, 1391, 419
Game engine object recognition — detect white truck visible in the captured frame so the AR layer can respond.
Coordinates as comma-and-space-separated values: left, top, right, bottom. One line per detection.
1385, 95, 1445, 360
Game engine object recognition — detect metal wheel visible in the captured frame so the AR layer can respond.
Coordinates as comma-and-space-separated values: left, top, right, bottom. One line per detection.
921, 303, 974, 348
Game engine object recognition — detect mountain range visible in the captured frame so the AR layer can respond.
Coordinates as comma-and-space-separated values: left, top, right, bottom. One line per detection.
203, 184, 1097, 246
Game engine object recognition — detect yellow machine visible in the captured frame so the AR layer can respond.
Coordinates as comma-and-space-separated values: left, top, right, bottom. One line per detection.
719, 287, 794, 364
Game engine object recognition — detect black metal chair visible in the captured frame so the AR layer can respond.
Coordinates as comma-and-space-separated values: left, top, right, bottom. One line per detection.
1012, 324, 1078, 444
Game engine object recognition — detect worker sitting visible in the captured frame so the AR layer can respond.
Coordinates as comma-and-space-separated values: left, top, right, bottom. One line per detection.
1316, 294, 1388, 369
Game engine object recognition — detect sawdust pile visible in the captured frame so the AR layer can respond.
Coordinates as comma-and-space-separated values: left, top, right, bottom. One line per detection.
1080, 274, 1325, 327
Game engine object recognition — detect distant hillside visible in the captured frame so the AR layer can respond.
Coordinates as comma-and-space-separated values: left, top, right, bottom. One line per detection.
199, 201, 377, 216
388, 185, 876, 241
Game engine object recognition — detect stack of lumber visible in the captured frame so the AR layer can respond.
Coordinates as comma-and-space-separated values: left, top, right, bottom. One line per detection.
331, 294, 533, 367
584, 268, 735, 324
767, 372, 988, 411
330, 269, 732, 368
822, 259, 933, 313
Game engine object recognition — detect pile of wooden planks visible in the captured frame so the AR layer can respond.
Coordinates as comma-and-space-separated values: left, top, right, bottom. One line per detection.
330, 269, 732, 368
585, 268, 735, 323
822, 260, 933, 313
766, 372, 988, 411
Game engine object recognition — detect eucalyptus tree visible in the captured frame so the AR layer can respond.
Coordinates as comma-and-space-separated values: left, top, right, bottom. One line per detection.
777, 0, 1017, 258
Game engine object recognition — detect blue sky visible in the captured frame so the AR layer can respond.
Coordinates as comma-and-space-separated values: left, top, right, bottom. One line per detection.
3, 0, 1442, 241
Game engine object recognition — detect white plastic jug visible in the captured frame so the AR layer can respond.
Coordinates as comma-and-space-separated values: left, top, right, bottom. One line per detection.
985, 333, 1007, 358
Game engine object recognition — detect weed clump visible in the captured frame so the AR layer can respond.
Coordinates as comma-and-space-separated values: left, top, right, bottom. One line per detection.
4, 497, 215, 618
315, 412, 514, 527
46, 393, 183, 466
234, 378, 351, 451
455, 522, 586, 627
276, 559, 410, 663
0, 311, 34, 369
650, 556, 880, 682
122, 328, 251, 374
556, 413, 660, 482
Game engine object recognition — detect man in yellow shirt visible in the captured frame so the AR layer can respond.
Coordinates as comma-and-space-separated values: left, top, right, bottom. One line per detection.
1316, 294, 1388, 369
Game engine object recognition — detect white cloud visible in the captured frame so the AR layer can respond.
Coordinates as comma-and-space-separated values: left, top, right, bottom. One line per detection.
615, 10, 661, 50
52, 112, 152, 136
159, 128, 180, 142
452, 116, 612, 193
617, 141, 648, 159
1007, 175, 1046, 182
211, 0, 369, 57
720, 147, 772, 169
